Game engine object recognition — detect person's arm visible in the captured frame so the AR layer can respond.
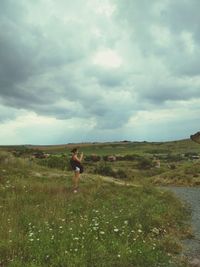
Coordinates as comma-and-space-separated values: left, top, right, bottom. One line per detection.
73, 155, 81, 163
80, 152, 83, 162
72, 152, 84, 163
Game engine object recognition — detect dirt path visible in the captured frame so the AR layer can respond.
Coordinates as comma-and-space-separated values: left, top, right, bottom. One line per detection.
93, 175, 142, 187
166, 186, 200, 261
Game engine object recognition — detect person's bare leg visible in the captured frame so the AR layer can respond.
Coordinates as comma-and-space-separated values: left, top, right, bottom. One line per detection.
73, 171, 80, 192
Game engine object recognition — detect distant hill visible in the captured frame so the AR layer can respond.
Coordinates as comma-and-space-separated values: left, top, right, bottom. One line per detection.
1, 138, 200, 155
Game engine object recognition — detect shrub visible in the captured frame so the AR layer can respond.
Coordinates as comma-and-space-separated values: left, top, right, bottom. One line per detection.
137, 158, 153, 170
0, 151, 10, 163
94, 163, 115, 176
165, 154, 184, 162
12, 147, 36, 157
114, 169, 128, 179
123, 154, 141, 161
168, 164, 176, 170
102, 156, 108, 161
36, 156, 68, 170
102, 154, 141, 161
84, 155, 101, 162
94, 163, 128, 179
115, 155, 124, 161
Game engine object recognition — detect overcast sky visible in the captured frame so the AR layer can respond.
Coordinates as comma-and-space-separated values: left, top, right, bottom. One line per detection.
0, 0, 200, 145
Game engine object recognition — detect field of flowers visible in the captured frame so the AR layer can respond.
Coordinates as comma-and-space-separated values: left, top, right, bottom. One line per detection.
0, 152, 190, 267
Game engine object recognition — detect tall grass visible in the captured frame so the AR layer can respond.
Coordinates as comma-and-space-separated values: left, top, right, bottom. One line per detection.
0, 152, 190, 266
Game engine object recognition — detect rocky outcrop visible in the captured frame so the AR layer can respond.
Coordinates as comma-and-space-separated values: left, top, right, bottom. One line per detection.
190, 132, 200, 144
189, 258, 200, 267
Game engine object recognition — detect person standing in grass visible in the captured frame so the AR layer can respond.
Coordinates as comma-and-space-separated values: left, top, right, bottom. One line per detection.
70, 148, 84, 193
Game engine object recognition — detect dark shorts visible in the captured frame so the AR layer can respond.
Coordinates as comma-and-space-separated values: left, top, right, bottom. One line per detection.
70, 159, 84, 173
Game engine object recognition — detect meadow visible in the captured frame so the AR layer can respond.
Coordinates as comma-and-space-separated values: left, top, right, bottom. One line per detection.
0, 139, 199, 266
1, 138, 200, 155
16, 138, 200, 187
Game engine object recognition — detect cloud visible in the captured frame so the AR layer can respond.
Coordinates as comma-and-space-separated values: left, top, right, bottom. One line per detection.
125, 98, 200, 141
0, 0, 200, 144
114, 0, 200, 77
0, 0, 127, 126
0, 104, 26, 122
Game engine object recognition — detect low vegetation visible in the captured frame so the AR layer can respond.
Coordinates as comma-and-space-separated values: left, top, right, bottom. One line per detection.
0, 151, 191, 266
2, 139, 199, 186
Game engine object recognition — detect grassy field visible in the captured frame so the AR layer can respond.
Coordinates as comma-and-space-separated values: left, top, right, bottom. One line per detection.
2, 138, 200, 187
1, 138, 200, 155
84, 158, 200, 186
0, 151, 192, 267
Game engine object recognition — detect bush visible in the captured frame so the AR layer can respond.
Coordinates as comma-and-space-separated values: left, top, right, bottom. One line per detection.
0, 151, 10, 163
102, 156, 108, 161
137, 158, 153, 170
12, 147, 36, 157
102, 154, 141, 161
168, 164, 176, 170
115, 155, 124, 161
165, 154, 184, 162
94, 163, 115, 176
94, 163, 128, 179
85, 155, 101, 162
36, 156, 68, 170
114, 169, 128, 179
123, 154, 141, 161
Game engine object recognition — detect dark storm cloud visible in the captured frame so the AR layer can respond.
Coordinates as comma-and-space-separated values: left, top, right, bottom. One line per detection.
138, 78, 200, 104
0, 24, 35, 94
1, 0, 200, 139
0, 0, 99, 112
0, 0, 130, 129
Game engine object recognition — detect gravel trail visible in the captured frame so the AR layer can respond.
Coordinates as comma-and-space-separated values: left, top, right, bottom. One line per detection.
166, 186, 200, 259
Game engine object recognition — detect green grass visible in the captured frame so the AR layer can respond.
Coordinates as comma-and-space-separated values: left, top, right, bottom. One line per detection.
0, 152, 190, 267
2, 138, 200, 187
151, 161, 200, 186
1, 138, 200, 155
84, 157, 200, 186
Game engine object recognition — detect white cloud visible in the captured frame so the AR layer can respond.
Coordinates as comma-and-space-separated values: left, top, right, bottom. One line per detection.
0, 112, 97, 145
180, 31, 196, 54
125, 99, 200, 141
88, 0, 116, 17
93, 49, 122, 68
150, 25, 172, 47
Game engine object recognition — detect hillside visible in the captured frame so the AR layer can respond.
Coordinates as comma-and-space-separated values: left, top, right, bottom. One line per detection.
1, 138, 200, 155
2, 139, 200, 187
0, 152, 191, 266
